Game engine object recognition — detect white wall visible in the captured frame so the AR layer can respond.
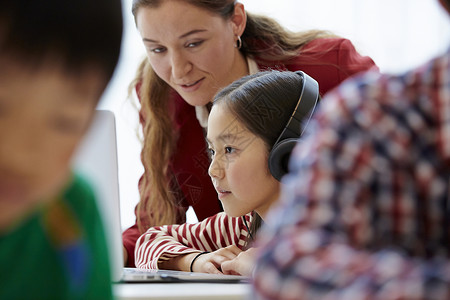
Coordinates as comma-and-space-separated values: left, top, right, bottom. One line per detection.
242, 0, 450, 73
98, 0, 450, 230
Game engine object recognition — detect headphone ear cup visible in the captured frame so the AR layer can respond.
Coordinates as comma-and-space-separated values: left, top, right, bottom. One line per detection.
268, 138, 297, 181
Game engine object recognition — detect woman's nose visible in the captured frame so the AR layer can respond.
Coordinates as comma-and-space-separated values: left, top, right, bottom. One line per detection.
170, 51, 192, 80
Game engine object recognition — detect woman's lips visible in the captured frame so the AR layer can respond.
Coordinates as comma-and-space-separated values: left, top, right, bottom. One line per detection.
179, 78, 204, 92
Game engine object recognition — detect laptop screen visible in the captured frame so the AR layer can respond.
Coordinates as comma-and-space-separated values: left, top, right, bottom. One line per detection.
72, 109, 124, 282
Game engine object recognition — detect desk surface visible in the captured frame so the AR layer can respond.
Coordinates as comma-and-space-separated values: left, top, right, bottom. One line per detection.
114, 282, 251, 300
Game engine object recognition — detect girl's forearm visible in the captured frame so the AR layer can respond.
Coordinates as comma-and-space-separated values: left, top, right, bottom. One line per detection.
158, 252, 200, 272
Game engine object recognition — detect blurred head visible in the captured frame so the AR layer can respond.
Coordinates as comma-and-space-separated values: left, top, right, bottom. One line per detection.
206, 71, 305, 218
0, 0, 123, 228
439, 0, 450, 13
0, 0, 123, 84
133, 0, 248, 106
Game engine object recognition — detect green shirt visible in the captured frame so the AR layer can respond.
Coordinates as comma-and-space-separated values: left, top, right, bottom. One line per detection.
0, 174, 113, 300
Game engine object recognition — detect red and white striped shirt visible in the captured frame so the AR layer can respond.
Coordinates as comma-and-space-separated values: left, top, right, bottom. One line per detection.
135, 212, 253, 269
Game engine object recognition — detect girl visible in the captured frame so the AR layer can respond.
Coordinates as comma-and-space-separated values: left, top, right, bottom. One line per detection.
124, 0, 378, 267
135, 70, 318, 276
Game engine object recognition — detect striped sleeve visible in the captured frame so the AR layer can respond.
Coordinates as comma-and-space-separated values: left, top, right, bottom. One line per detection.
135, 212, 252, 269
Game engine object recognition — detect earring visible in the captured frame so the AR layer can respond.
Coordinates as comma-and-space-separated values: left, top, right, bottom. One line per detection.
235, 35, 242, 49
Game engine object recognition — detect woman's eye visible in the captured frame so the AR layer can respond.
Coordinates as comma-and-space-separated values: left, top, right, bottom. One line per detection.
186, 41, 203, 48
150, 47, 166, 54
207, 148, 215, 157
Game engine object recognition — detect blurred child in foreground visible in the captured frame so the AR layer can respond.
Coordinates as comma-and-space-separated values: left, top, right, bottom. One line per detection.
0, 0, 122, 299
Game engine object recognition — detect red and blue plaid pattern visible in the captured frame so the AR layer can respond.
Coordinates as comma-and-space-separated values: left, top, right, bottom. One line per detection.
252, 49, 450, 300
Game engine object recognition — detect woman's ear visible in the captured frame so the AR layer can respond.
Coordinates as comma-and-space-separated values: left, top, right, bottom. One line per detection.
231, 2, 247, 37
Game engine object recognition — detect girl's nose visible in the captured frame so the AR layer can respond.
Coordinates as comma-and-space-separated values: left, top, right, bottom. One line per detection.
208, 156, 224, 179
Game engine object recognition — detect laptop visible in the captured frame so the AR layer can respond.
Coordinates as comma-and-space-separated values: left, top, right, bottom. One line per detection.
72, 110, 249, 284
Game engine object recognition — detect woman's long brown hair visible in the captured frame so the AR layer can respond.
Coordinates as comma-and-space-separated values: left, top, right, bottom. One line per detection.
130, 0, 334, 231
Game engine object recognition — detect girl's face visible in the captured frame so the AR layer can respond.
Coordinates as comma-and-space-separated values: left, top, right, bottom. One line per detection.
136, 1, 248, 106
0, 61, 102, 230
207, 104, 280, 219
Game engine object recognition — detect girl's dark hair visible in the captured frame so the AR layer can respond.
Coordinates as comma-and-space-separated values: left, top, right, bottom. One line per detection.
0, 0, 123, 83
213, 70, 304, 149
213, 70, 306, 245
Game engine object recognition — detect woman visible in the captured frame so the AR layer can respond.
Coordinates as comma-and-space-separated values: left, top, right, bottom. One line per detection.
124, 0, 378, 267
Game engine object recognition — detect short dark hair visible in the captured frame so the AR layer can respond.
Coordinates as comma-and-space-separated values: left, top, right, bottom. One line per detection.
0, 0, 123, 82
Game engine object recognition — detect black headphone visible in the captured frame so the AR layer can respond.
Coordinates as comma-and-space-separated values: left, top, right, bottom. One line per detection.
268, 71, 319, 181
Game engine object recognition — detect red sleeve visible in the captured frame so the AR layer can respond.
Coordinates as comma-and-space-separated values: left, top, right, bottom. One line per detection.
122, 224, 141, 267
283, 38, 378, 96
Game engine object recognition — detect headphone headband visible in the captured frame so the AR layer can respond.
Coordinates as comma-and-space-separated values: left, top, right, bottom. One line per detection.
273, 71, 319, 144
268, 71, 319, 181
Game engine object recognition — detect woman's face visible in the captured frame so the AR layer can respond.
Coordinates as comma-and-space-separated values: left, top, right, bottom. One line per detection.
136, 1, 248, 106
207, 104, 280, 219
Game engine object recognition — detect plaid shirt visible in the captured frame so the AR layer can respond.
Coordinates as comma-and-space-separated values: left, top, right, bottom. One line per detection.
252, 49, 450, 300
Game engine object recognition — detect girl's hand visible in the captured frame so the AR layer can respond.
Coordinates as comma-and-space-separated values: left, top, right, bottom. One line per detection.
221, 247, 258, 276
190, 245, 242, 274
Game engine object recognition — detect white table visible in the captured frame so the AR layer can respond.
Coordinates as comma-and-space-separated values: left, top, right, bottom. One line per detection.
114, 282, 251, 300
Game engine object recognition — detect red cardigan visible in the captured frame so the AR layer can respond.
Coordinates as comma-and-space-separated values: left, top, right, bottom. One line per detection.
123, 37, 378, 267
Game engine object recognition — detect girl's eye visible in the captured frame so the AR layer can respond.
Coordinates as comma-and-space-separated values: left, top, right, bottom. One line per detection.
207, 148, 215, 157
225, 146, 235, 154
